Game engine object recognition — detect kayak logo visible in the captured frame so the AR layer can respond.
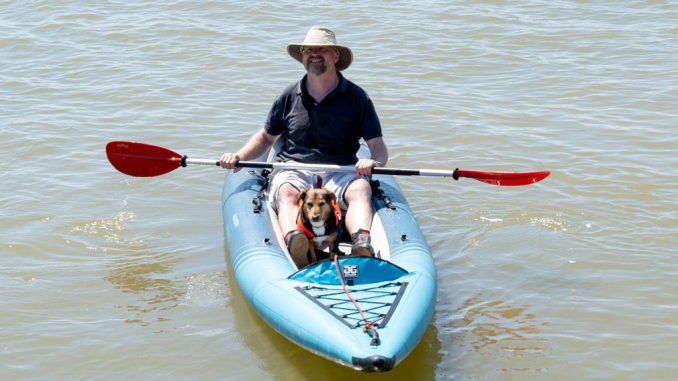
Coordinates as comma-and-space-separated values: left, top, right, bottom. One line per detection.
342, 265, 359, 278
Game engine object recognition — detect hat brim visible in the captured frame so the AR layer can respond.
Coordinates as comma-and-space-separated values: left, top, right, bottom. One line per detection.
287, 44, 353, 71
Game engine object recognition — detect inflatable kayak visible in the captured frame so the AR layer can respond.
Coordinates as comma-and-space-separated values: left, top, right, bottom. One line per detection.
221, 146, 436, 372
105, 141, 547, 371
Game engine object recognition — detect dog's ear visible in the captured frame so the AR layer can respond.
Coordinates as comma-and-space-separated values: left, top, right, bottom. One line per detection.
298, 189, 308, 208
325, 192, 336, 204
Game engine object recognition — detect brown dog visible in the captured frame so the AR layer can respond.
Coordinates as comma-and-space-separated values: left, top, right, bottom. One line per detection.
295, 188, 342, 265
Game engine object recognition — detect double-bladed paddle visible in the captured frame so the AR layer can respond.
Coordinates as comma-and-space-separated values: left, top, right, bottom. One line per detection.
106, 141, 550, 186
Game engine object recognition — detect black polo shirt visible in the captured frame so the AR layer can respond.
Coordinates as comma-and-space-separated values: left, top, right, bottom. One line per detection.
264, 73, 382, 165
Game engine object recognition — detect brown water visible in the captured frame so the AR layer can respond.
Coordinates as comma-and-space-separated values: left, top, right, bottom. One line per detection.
2, 1, 676, 380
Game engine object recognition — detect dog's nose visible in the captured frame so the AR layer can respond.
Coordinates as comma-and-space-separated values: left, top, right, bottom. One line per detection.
311, 215, 321, 222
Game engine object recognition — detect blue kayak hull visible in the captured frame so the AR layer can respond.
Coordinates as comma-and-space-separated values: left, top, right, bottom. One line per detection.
222, 168, 436, 371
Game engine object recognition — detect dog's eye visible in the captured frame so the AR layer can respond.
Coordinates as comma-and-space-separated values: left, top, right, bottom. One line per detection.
305, 202, 314, 208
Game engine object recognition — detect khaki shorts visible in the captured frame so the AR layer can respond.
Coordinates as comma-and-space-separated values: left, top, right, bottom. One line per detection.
268, 167, 368, 211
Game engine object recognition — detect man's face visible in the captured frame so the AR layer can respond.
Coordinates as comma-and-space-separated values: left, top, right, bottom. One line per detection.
302, 46, 339, 75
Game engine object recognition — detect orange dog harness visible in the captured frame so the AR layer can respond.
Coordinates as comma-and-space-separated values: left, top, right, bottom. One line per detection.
296, 197, 342, 239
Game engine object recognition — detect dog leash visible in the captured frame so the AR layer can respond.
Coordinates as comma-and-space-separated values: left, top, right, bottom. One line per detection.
332, 255, 382, 347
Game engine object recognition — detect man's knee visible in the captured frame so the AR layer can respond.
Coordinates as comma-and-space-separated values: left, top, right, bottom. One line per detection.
278, 183, 301, 206
345, 178, 372, 202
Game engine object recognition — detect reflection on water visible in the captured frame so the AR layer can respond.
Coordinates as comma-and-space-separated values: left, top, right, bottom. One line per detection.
468, 209, 571, 234
69, 211, 144, 249
105, 259, 181, 326
529, 215, 570, 233
437, 292, 553, 377
70, 210, 184, 326
456, 294, 548, 361
184, 271, 231, 308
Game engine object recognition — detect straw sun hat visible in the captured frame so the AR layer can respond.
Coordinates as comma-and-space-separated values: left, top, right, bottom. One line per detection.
287, 26, 353, 71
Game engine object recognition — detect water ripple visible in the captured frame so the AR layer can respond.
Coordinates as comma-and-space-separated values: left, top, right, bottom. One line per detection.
2, 1, 676, 380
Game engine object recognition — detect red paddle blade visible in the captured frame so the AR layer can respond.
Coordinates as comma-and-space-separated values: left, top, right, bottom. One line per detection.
455, 169, 550, 186
106, 141, 183, 177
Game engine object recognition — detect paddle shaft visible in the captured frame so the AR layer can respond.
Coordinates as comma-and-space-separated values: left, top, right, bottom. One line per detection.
105, 141, 549, 185
184, 157, 457, 178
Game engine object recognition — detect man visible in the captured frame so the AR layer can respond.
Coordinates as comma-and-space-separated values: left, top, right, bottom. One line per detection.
219, 26, 388, 265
